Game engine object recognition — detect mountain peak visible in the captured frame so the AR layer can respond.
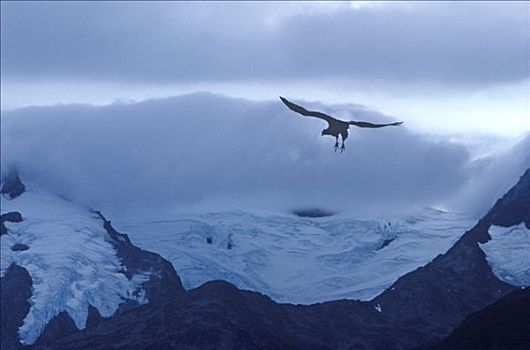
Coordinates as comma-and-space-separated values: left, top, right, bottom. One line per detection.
482, 168, 530, 229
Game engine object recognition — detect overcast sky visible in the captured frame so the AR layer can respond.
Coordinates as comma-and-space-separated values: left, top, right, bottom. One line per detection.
1, 1, 529, 217
1, 1, 529, 136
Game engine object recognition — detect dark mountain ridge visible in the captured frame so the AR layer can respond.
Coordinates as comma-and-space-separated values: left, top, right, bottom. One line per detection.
433, 287, 530, 349
1, 169, 528, 349
372, 168, 530, 344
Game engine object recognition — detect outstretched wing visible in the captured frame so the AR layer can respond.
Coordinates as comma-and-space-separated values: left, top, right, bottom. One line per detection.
349, 120, 403, 128
279, 96, 338, 124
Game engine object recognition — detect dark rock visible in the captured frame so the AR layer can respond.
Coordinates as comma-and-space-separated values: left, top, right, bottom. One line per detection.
31, 312, 78, 349
1, 264, 32, 350
32, 281, 380, 350
1, 172, 25, 199
19, 210, 187, 348
206, 237, 212, 244
93, 211, 185, 301
1, 212, 23, 223
292, 208, 335, 218
0, 212, 23, 236
471, 167, 530, 243
373, 231, 515, 347
377, 238, 395, 250
485, 168, 530, 228
227, 233, 233, 249
11, 244, 29, 251
432, 288, 530, 349
32, 305, 129, 349
371, 169, 530, 347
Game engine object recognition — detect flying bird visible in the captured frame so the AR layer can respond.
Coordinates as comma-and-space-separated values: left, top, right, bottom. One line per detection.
280, 97, 403, 153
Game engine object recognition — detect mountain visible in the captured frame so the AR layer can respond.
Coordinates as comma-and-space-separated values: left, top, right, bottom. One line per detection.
0, 174, 185, 350
2, 169, 528, 349
116, 209, 474, 304
372, 168, 529, 345
1, 264, 32, 350
433, 287, 530, 349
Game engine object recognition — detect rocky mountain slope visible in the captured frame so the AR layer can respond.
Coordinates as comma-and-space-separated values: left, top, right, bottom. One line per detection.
372, 168, 530, 346
433, 287, 530, 349
2, 169, 528, 349
0, 175, 184, 350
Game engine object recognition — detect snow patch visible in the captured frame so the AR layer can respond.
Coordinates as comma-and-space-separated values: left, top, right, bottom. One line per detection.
0, 187, 148, 345
480, 224, 530, 287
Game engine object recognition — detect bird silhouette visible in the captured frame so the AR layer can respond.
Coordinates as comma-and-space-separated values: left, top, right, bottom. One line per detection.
280, 97, 403, 153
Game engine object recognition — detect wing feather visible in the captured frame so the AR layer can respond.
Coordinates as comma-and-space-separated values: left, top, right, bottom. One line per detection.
279, 97, 337, 124
349, 120, 403, 128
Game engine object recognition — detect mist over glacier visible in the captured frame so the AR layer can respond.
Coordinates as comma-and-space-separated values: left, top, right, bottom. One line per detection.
1, 93, 528, 218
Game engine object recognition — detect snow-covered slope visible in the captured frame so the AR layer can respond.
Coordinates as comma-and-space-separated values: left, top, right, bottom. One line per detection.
480, 224, 530, 287
0, 187, 149, 345
117, 209, 474, 304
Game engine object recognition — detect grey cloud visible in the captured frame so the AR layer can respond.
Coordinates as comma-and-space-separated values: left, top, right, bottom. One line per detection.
450, 134, 530, 217
1, 93, 477, 217
1, 2, 528, 86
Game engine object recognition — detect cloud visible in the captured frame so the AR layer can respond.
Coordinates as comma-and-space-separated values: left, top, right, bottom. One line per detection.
1, 2, 528, 86
449, 133, 530, 217
0, 93, 489, 218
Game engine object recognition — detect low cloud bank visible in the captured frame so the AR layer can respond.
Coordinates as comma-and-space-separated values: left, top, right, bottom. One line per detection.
1, 93, 527, 218
450, 134, 530, 217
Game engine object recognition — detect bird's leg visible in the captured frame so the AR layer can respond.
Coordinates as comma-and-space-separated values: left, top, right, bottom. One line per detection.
334, 137, 339, 152
340, 139, 346, 153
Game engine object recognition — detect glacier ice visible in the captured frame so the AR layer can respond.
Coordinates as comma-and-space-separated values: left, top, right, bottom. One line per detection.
116, 208, 474, 304
0, 182, 483, 345
480, 224, 530, 287
0, 188, 149, 345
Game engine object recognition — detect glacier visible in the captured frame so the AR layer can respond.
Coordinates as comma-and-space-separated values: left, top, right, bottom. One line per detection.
116, 208, 474, 304
480, 224, 530, 287
0, 187, 149, 345
0, 182, 482, 344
